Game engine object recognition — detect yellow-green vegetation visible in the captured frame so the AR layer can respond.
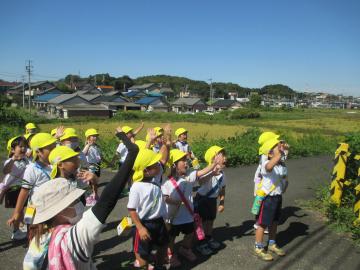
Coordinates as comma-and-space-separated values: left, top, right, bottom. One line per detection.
38, 121, 249, 143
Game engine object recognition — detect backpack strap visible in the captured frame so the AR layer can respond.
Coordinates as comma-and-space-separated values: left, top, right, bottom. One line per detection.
170, 177, 194, 215
205, 175, 223, 198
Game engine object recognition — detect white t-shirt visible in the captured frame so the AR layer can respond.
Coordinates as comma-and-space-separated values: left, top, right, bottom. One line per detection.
127, 181, 166, 220
175, 141, 191, 153
22, 162, 52, 201
116, 143, 128, 164
85, 145, 101, 164
253, 155, 268, 183
260, 160, 288, 196
161, 171, 197, 225
2, 158, 30, 187
197, 172, 226, 198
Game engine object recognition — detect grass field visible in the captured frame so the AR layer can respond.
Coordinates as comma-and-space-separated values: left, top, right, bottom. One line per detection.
37, 109, 360, 142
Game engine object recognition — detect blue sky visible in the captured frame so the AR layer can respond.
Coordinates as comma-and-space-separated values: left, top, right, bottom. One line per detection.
1, 0, 359, 95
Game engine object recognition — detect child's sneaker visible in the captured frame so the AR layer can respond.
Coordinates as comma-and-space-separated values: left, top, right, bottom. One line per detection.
11, 229, 27, 240
207, 238, 221, 250
178, 246, 197, 262
196, 242, 213, 256
268, 244, 286, 256
254, 247, 273, 261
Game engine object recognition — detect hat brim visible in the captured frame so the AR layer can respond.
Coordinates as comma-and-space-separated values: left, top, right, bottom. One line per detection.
33, 188, 85, 224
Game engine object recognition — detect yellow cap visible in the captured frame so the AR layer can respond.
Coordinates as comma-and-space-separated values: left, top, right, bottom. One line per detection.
85, 128, 99, 138
60, 128, 78, 141
258, 131, 279, 146
7, 136, 22, 157
260, 137, 280, 156
30, 133, 57, 160
168, 149, 187, 166
154, 127, 164, 136
204, 145, 224, 165
50, 128, 57, 137
132, 149, 162, 182
25, 123, 37, 130
122, 126, 133, 134
48, 146, 79, 179
135, 140, 147, 149
175, 128, 187, 137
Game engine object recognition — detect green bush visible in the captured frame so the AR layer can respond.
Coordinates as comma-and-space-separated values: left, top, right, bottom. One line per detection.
312, 133, 360, 243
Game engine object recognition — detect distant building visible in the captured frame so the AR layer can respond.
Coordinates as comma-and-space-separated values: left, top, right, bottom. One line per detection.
128, 83, 160, 93
171, 97, 206, 113
211, 99, 242, 111
135, 96, 170, 112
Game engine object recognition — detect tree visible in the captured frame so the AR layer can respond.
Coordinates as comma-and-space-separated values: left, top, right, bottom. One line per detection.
249, 93, 262, 108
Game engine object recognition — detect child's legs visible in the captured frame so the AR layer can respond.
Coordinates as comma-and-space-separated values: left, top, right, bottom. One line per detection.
134, 252, 148, 267
182, 232, 194, 249
156, 245, 168, 266
168, 235, 176, 253
255, 224, 266, 243
269, 222, 278, 240
203, 220, 214, 236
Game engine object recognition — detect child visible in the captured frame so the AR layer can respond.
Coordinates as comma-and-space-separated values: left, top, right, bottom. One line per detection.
254, 137, 289, 261
161, 149, 223, 267
23, 129, 138, 269
195, 145, 227, 254
127, 148, 169, 269
25, 123, 37, 135
174, 128, 199, 169
112, 122, 144, 168
83, 128, 110, 177
7, 133, 57, 229
146, 125, 172, 186
59, 128, 98, 206
253, 132, 279, 233
1, 136, 30, 240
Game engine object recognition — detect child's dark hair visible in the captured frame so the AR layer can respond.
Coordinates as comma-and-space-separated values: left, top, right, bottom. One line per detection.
9, 136, 28, 157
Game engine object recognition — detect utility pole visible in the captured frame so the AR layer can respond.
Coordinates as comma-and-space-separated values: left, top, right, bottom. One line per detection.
21, 75, 25, 108
208, 78, 213, 104
26, 60, 33, 112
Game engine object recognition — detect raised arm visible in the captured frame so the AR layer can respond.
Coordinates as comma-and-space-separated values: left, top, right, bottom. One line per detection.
92, 131, 139, 223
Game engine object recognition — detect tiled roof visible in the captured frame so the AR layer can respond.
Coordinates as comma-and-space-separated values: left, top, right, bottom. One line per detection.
33, 93, 62, 102
135, 96, 162, 105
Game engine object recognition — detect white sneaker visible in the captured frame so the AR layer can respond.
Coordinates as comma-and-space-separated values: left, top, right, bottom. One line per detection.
11, 230, 27, 240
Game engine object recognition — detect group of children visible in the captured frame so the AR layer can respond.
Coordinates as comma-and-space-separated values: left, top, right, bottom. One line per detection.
0, 121, 289, 269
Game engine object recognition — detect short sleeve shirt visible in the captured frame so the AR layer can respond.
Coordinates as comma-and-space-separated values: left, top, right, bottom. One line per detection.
85, 145, 101, 164
116, 143, 128, 164
197, 172, 226, 198
161, 171, 197, 225
22, 162, 52, 201
260, 160, 288, 196
3, 158, 30, 187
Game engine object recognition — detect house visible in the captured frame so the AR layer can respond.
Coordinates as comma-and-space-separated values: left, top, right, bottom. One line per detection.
127, 83, 160, 93
0, 80, 20, 92
211, 99, 242, 111
171, 97, 206, 113
149, 87, 174, 99
100, 101, 141, 112
9, 81, 55, 97
60, 105, 112, 119
47, 94, 92, 116
96, 85, 114, 94
123, 90, 148, 101
135, 96, 170, 112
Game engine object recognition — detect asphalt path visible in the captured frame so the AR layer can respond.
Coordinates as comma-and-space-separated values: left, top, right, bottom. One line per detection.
1, 155, 360, 270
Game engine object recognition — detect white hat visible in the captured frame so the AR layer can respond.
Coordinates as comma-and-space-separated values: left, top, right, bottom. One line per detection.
31, 178, 85, 224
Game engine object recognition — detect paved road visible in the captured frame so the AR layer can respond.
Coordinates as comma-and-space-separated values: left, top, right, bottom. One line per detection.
1, 155, 360, 269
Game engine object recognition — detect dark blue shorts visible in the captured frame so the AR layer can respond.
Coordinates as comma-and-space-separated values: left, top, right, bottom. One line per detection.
169, 222, 194, 237
256, 195, 282, 227
194, 194, 217, 221
133, 218, 169, 257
